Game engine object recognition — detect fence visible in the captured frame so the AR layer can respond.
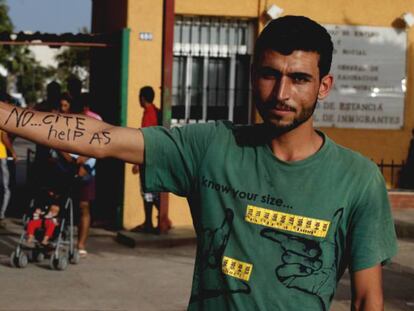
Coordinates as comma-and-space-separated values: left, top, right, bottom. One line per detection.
376, 160, 405, 190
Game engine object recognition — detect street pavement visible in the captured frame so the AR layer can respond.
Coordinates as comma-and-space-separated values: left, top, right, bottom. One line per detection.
0, 219, 194, 311
0, 217, 413, 311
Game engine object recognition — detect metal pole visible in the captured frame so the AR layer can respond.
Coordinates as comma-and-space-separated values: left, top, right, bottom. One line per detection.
159, 0, 175, 233
161, 0, 175, 128
117, 28, 130, 229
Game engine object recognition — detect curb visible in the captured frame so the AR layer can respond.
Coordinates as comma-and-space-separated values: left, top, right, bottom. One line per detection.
395, 220, 414, 240
116, 227, 197, 248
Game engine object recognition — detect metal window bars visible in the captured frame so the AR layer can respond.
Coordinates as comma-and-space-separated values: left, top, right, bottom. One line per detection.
171, 16, 255, 126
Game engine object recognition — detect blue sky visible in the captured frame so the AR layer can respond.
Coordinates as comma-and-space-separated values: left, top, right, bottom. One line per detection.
6, 0, 92, 34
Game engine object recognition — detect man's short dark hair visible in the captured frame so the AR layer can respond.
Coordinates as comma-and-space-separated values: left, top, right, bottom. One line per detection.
254, 15, 333, 78
67, 76, 82, 99
139, 86, 155, 103
79, 92, 91, 109
47, 81, 61, 100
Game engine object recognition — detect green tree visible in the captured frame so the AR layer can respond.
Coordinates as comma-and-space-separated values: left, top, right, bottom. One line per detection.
0, 0, 52, 105
15, 49, 54, 104
0, 0, 12, 32
55, 27, 90, 89
0, 0, 14, 89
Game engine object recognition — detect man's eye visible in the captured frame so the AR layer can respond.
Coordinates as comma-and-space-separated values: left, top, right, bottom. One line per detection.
261, 74, 276, 80
292, 75, 310, 83
259, 69, 278, 80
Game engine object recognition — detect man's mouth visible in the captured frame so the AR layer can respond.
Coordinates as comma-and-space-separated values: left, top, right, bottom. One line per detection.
274, 103, 296, 112
272, 103, 296, 112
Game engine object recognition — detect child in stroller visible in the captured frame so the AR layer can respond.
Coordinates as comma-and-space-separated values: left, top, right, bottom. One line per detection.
10, 187, 80, 270
25, 190, 60, 247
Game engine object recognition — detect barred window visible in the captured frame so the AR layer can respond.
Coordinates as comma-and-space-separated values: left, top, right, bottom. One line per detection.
172, 16, 255, 126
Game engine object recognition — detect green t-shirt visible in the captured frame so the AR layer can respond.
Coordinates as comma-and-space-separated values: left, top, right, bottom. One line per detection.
141, 121, 397, 311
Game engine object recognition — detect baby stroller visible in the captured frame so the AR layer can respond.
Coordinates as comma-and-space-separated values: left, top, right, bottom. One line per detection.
10, 188, 80, 271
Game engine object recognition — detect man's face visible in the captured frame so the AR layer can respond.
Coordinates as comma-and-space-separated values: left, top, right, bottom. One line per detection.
139, 95, 145, 108
60, 99, 71, 113
252, 49, 332, 132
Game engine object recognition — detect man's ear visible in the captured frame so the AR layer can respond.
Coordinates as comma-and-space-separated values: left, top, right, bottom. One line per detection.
318, 74, 334, 100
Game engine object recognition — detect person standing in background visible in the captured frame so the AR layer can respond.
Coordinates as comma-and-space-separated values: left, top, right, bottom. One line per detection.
67, 76, 82, 108
131, 86, 172, 234
0, 92, 17, 227
31, 81, 61, 195
57, 93, 99, 256
80, 92, 102, 121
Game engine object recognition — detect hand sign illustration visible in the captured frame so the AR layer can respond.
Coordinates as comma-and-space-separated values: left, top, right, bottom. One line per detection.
260, 208, 344, 311
190, 209, 251, 304
201, 208, 234, 269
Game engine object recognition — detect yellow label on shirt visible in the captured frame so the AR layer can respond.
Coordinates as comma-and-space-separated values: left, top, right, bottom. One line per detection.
222, 256, 253, 281
245, 205, 330, 238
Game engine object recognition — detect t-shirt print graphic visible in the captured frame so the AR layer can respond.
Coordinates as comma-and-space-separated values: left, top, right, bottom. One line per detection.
190, 208, 251, 304
260, 208, 344, 311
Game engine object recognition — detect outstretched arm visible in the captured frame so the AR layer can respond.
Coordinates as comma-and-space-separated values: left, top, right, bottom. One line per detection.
0, 102, 145, 164
350, 264, 383, 311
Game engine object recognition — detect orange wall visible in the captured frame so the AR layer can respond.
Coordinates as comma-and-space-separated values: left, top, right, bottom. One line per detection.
175, 0, 260, 17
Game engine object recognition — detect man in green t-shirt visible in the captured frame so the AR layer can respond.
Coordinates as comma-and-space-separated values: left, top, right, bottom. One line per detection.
0, 15, 397, 311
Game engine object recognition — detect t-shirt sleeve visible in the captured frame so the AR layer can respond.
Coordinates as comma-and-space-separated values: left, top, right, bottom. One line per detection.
140, 122, 219, 196
348, 165, 398, 272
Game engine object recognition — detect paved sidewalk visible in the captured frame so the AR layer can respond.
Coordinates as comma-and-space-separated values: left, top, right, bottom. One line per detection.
0, 220, 194, 311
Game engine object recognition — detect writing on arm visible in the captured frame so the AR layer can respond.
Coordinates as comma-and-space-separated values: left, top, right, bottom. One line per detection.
2, 106, 144, 164
4, 108, 111, 146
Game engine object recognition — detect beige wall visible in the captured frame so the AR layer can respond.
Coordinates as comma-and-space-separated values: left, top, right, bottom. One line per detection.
121, 0, 414, 228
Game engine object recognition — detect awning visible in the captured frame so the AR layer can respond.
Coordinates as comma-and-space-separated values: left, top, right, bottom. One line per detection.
0, 31, 114, 48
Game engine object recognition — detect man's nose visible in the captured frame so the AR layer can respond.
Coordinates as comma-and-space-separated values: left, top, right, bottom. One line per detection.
274, 76, 291, 101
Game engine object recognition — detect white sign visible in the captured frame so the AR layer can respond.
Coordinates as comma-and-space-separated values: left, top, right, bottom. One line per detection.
314, 25, 407, 129
139, 32, 153, 41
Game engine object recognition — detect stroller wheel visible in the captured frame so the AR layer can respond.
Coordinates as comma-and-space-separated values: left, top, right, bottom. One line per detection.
69, 249, 80, 265
49, 254, 56, 270
10, 251, 17, 267
57, 255, 68, 271
50, 254, 68, 271
35, 252, 45, 263
58, 256, 68, 270
17, 252, 28, 268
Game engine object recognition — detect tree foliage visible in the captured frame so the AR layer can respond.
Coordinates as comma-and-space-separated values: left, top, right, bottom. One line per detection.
0, 2, 92, 104
0, 0, 12, 32
0, 0, 14, 68
54, 27, 90, 89
0, 0, 53, 105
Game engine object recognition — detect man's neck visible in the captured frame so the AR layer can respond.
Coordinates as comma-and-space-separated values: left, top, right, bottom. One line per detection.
269, 120, 323, 162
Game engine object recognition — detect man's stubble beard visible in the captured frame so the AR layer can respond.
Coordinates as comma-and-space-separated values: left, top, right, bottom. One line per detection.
256, 97, 318, 136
